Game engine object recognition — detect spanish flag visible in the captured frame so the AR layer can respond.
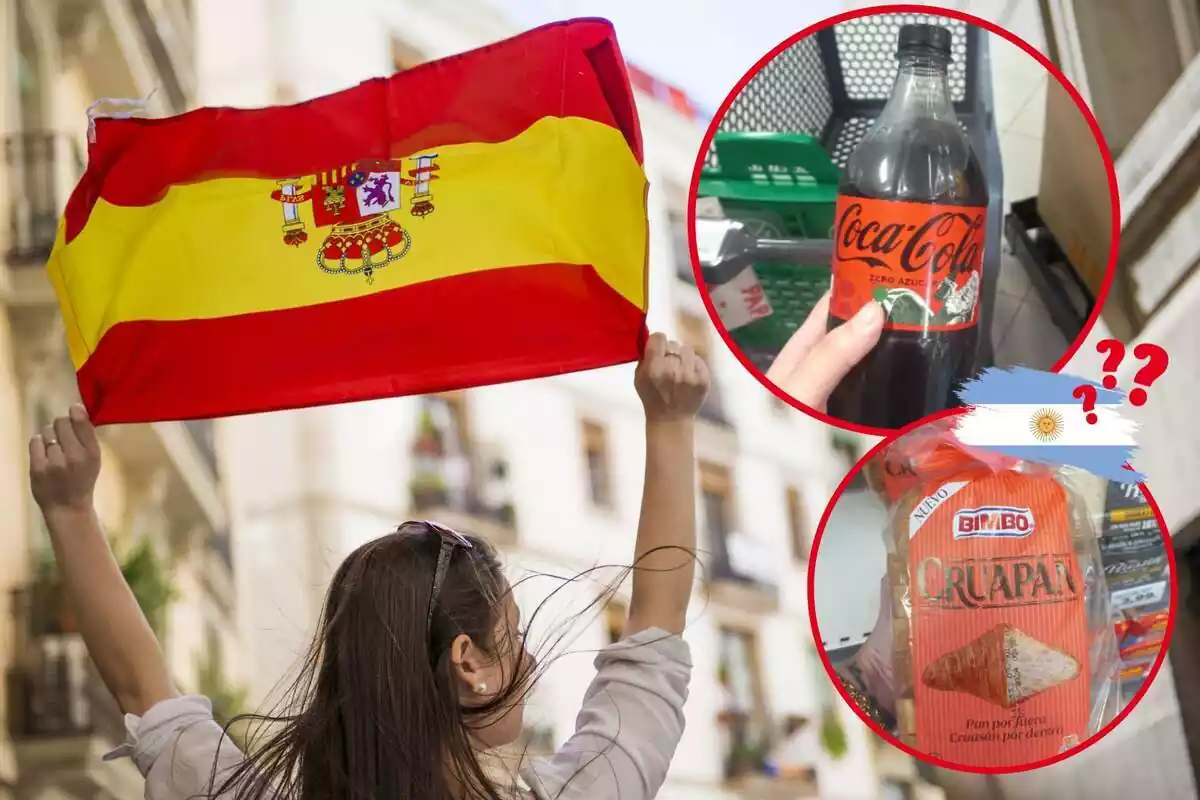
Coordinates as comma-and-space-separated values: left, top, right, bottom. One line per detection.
49, 19, 648, 424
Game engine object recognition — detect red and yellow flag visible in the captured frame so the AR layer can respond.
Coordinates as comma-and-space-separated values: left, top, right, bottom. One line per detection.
49, 19, 648, 424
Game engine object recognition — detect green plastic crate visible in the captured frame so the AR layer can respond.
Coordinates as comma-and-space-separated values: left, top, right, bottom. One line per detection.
699, 132, 839, 357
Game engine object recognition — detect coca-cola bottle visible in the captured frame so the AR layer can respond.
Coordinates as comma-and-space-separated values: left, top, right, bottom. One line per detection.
826, 24, 987, 429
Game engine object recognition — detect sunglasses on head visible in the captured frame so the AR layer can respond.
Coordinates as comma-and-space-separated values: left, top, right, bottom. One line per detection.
397, 520, 474, 639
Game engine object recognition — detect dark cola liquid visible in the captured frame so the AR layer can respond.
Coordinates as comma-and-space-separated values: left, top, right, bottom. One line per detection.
826, 58, 988, 430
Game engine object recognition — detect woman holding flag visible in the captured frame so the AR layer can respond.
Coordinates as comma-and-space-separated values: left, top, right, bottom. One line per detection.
28, 333, 709, 800
26, 285, 881, 799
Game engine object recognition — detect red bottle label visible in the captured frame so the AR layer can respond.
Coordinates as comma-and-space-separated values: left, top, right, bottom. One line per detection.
830, 195, 986, 332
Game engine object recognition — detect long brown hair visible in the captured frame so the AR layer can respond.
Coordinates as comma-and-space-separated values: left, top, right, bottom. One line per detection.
215, 523, 537, 799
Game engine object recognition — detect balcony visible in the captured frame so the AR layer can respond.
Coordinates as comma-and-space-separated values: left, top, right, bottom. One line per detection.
410, 478, 518, 549
721, 713, 818, 798
409, 402, 518, 548
708, 532, 780, 614
6, 587, 142, 797
726, 772, 819, 799
4, 133, 82, 269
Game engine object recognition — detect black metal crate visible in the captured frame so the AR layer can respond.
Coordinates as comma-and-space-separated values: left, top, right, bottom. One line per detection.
705, 12, 1004, 369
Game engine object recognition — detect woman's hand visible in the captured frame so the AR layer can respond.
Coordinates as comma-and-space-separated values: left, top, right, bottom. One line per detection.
634, 333, 711, 424
28, 404, 176, 715
625, 333, 707, 637
766, 293, 883, 412
30, 404, 102, 518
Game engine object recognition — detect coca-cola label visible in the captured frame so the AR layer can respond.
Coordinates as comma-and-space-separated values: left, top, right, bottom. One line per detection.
830, 195, 986, 332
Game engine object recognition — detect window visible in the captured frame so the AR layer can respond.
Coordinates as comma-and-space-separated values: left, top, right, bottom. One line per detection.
786, 486, 808, 561
677, 313, 727, 423
717, 627, 770, 780
604, 601, 627, 645
700, 462, 735, 577
414, 394, 470, 457
581, 420, 613, 507
411, 394, 472, 511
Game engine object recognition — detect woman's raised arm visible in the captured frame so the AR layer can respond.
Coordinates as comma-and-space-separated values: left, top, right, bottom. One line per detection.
625, 333, 710, 637
28, 405, 176, 716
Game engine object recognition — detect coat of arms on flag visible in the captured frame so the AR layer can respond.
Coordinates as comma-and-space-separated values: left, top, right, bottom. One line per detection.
270, 154, 440, 282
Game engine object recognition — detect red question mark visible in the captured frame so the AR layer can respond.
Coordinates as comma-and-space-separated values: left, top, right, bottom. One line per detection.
1073, 384, 1098, 424
1129, 343, 1169, 406
1096, 339, 1125, 390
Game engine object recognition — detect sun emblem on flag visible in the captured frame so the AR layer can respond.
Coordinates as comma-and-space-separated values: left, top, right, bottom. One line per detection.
268, 154, 441, 283
1029, 408, 1064, 442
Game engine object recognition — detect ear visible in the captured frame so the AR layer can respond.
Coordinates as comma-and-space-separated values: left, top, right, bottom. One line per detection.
449, 634, 491, 704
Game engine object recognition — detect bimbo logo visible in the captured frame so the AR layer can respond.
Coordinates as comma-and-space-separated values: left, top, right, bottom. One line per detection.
953, 506, 1035, 539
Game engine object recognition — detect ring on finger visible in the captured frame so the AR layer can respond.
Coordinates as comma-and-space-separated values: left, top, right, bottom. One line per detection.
44, 437, 59, 448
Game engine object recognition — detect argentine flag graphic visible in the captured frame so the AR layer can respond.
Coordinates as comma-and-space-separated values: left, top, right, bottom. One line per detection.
954, 367, 1141, 482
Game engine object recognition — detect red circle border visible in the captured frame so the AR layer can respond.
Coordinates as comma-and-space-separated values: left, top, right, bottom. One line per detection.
805, 407, 1179, 775
686, 3, 1121, 437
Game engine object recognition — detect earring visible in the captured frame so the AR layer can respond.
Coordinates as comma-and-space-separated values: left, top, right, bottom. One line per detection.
476, 682, 488, 694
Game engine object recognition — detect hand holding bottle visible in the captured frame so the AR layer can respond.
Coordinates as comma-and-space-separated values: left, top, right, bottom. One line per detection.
766, 293, 884, 412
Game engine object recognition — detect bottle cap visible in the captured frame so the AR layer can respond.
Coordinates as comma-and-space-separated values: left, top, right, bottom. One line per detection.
897, 24, 953, 60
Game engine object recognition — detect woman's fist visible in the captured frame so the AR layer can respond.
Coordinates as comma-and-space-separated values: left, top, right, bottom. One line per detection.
29, 404, 101, 515
634, 333, 711, 424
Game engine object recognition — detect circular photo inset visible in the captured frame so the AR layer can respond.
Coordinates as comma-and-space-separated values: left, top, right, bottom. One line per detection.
808, 413, 1174, 772
689, 7, 1117, 434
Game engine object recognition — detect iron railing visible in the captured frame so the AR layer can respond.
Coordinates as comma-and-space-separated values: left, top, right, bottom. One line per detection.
4, 133, 72, 266
409, 437, 516, 529
7, 587, 125, 744
706, 518, 778, 592
410, 486, 516, 529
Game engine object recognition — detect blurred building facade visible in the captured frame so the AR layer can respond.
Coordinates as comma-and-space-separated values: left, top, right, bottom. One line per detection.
0, 1, 243, 798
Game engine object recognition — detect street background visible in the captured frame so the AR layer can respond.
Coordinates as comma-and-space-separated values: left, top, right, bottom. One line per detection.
0, 1, 1197, 800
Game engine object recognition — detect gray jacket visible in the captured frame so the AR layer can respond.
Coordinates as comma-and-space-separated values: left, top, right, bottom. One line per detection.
104, 628, 691, 799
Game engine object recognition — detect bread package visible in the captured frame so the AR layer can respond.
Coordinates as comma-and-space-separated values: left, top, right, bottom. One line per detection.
885, 432, 1119, 767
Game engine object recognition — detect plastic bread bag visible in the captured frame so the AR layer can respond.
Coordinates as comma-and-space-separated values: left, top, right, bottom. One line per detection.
881, 425, 1119, 768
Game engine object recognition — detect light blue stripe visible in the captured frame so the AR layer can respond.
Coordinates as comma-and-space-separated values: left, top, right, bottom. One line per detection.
972, 444, 1142, 482
958, 366, 1125, 407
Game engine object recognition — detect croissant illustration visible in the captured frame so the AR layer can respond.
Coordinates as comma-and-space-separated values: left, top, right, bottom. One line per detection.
922, 623, 1080, 708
